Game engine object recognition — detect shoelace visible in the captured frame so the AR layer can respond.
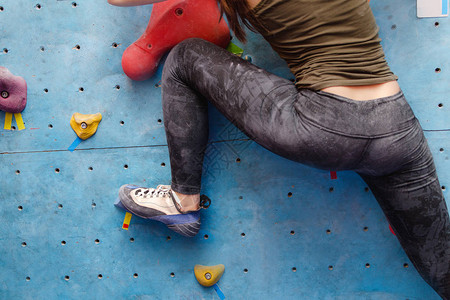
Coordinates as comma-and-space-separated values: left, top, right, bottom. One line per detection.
133, 186, 212, 211
134, 186, 170, 199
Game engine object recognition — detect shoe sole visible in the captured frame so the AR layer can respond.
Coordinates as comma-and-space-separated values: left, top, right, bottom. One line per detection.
115, 197, 201, 238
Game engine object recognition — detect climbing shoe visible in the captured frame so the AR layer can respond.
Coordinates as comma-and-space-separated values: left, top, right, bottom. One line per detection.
117, 184, 210, 237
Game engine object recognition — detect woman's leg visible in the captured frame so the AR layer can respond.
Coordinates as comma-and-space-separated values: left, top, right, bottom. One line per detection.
358, 126, 450, 299
119, 38, 335, 237
161, 38, 299, 196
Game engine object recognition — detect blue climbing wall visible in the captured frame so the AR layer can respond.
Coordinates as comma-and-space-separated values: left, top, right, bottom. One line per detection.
0, 0, 448, 299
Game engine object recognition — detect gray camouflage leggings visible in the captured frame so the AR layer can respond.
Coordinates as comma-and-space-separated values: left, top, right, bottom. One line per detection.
161, 38, 450, 299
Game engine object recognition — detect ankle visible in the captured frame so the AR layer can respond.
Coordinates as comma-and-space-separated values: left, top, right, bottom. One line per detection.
173, 191, 200, 212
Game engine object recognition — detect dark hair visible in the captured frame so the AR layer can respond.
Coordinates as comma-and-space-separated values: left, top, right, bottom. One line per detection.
218, 0, 258, 43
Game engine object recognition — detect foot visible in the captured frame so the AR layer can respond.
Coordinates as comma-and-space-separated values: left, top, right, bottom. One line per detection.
118, 184, 210, 237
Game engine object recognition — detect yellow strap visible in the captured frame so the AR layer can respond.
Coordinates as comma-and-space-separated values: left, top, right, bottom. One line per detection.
122, 212, 132, 230
4, 112, 12, 130
14, 113, 25, 130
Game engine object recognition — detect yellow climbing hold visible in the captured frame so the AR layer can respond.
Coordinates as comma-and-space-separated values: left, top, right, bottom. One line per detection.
194, 264, 225, 287
70, 113, 102, 140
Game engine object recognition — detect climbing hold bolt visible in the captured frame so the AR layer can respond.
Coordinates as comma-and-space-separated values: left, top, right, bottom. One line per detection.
1, 91, 9, 98
194, 264, 225, 287
70, 112, 102, 140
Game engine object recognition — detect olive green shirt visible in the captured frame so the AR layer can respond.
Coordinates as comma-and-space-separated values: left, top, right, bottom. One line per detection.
250, 0, 398, 90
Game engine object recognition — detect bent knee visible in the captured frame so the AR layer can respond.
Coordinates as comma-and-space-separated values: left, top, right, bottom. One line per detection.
165, 38, 211, 67
163, 38, 218, 85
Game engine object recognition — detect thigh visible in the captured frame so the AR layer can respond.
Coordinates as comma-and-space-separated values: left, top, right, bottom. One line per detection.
358, 138, 450, 297
163, 38, 300, 151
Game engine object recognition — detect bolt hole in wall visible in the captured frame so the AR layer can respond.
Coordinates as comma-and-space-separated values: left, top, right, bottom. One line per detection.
133, 273, 138, 278
435, 67, 441, 73
120, 121, 124, 126
0, 6, 3, 11
72, 2, 77, 8
2, 48, 8, 54
365, 263, 371, 268
115, 85, 120, 90
391, 24, 397, 30
26, 277, 30, 282
79, 87, 84, 92
44, 88, 48, 93
40, 46, 45, 52
64, 275, 70, 281
440, 148, 444, 152
170, 272, 175, 278
98, 274, 102, 279
435, 21, 440, 27
35, 3, 41, 10
74, 45, 81, 50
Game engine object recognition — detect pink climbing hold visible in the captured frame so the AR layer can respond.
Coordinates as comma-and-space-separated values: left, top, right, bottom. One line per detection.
0, 66, 27, 113
121, 0, 230, 81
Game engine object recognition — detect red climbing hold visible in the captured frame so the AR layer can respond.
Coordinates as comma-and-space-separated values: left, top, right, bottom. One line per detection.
121, 0, 230, 81
0, 67, 27, 113
330, 171, 337, 180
